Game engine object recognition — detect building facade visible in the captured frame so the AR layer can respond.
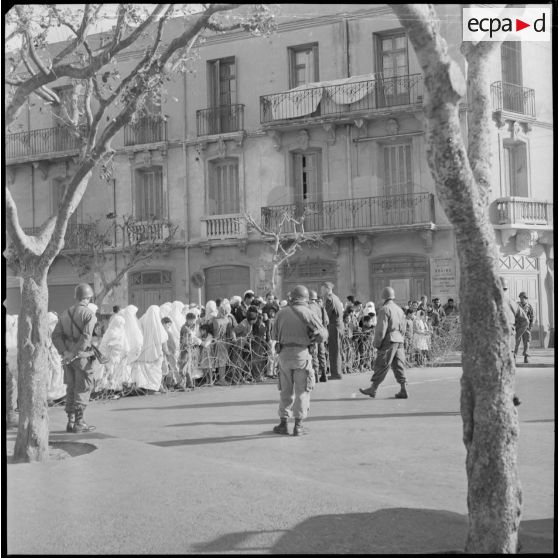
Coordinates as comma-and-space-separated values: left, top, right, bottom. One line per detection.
5, 4, 553, 346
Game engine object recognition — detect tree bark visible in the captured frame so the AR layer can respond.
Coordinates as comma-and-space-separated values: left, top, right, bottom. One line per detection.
13, 271, 51, 462
390, 4, 521, 552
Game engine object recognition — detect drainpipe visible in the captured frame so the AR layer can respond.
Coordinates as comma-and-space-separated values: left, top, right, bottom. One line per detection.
183, 70, 191, 304
112, 178, 117, 278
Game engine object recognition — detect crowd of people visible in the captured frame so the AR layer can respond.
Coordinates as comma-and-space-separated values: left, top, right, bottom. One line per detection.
4, 287, 462, 410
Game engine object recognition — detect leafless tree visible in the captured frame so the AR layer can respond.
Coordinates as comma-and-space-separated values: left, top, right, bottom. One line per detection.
390, 4, 521, 552
4, 4, 276, 462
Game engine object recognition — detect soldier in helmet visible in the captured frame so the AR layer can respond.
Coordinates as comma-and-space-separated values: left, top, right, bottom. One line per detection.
52, 283, 98, 433
271, 285, 328, 436
359, 286, 408, 399
308, 289, 329, 382
515, 291, 534, 364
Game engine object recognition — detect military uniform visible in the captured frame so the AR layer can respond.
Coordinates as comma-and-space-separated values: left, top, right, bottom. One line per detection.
360, 295, 408, 398
515, 300, 534, 359
272, 301, 323, 429
308, 299, 329, 382
52, 300, 97, 430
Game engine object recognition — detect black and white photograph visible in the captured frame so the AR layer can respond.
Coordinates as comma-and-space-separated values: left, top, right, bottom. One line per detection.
4, 3, 553, 554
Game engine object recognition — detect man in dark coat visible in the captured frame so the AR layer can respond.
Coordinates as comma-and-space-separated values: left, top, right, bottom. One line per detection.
320, 281, 344, 380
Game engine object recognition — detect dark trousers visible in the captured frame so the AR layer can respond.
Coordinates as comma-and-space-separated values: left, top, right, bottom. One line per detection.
327, 325, 343, 378
310, 342, 328, 379
371, 342, 407, 387
64, 359, 94, 414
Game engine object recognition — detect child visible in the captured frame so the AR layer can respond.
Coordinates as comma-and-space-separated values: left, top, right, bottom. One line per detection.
412, 310, 430, 366
357, 314, 375, 372
178, 312, 202, 390
404, 308, 415, 365
161, 317, 179, 390
198, 322, 214, 385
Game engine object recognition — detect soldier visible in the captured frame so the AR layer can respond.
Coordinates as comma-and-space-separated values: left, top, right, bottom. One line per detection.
359, 286, 408, 399
501, 278, 527, 406
515, 292, 534, 364
308, 289, 329, 383
271, 285, 327, 436
51, 283, 98, 433
320, 281, 344, 379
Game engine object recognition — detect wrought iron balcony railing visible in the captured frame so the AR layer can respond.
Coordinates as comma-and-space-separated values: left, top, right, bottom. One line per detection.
201, 213, 246, 240
126, 220, 172, 243
495, 197, 552, 227
261, 192, 434, 233
491, 82, 536, 117
124, 115, 167, 146
260, 73, 423, 124
6, 125, 88, 161
197, 104, 245, 136
22, 223, 97, 251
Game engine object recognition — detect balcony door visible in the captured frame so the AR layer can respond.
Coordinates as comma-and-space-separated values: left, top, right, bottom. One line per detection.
501, 42, 523, 113
208, 158, 240, 216
135, 166, 164, 221
382, 143, 413, 225
208, 57, 237, 134
503, 141, 528, 197
376, 33, 409, 107
293, 150, 323, 231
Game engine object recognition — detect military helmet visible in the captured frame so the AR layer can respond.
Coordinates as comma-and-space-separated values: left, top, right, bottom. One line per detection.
290, 285, 309, 301
381, 286, 395, 300
518, 291, 528, 299
308, 289, 318, 301
75, 283, 94, 300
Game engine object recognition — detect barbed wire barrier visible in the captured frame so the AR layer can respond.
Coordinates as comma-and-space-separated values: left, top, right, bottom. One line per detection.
47, 319, 462, 406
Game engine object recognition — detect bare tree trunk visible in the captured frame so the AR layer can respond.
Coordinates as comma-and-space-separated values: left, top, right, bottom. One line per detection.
389, 4, 521, 552
13, 272, 51, 462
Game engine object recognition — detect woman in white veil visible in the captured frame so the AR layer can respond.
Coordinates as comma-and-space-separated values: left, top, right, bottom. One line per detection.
170, 301, 186, 331
118, 305, 144, 389
46, 312, 66, 402
131, 305, 168, 393
98, 314, 130, 395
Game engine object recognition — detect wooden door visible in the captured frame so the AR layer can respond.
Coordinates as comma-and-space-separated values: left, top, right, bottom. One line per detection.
383, 143, 413, 225
377, 34, 409, 107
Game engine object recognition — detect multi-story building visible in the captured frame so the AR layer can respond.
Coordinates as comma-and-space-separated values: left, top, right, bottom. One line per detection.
5, 4, 553, 347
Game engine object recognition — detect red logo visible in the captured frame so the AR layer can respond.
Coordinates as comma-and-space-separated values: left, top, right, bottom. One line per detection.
516, 19, 530, 32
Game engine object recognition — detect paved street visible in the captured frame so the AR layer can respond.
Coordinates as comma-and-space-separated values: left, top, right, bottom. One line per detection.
6, 352, 554, 554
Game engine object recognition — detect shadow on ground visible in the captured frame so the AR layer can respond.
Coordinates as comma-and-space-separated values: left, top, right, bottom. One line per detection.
190, 509, 553, 554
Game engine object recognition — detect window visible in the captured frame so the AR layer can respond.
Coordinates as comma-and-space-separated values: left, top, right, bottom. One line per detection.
208, 57, 237, 107
503, 142, 528, 197
293, 151, 322, 203
288, 44, 319, 88
208, 158, 239, 215
376, 32, 410, 106
135, 167, 164, 220
501, 42, 523, 113
383, 143, 412, 196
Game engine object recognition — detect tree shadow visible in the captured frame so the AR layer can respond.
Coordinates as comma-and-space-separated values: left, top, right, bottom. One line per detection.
164, 411, 460, 429
189, 509, 553, 554
110, 399, 278, 412
149, 430, 281, 447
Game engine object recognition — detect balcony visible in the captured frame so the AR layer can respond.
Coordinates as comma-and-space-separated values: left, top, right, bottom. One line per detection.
6, 125, 87, 163
22, 223, 97, 251
197, 104, 245, 136
261, 192, 435, 234
126, 221, 173, 243
201, 213, 247, 240
491, 82, 536, 118
124, 115, 167, 146
260, 73, 423, 125
494, 198, 552, 227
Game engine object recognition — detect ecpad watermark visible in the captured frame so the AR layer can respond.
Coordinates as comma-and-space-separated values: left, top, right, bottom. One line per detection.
463, 7, 551, 42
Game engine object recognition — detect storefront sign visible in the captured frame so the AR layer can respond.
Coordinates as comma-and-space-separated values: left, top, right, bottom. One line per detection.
430, 257, 457, 301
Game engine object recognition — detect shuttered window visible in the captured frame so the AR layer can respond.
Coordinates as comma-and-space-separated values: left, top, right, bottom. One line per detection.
383, 144, 412, 195
293, 151, 322, 203
288, 44, 319, 88
208, 158, 239, 215
135, 167, 164, 220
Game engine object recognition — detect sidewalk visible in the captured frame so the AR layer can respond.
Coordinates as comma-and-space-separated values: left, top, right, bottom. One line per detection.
6, 354, 554, 554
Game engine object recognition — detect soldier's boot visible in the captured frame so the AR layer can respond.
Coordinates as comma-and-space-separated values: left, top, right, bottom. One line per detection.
395, 382, 409, 399
523, 342, 530, 363
293, 418, 306, 436
72, 407, 96, 433
66, 413, 75, 433
273, 418, 289, 435
359, 384, 378, 398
